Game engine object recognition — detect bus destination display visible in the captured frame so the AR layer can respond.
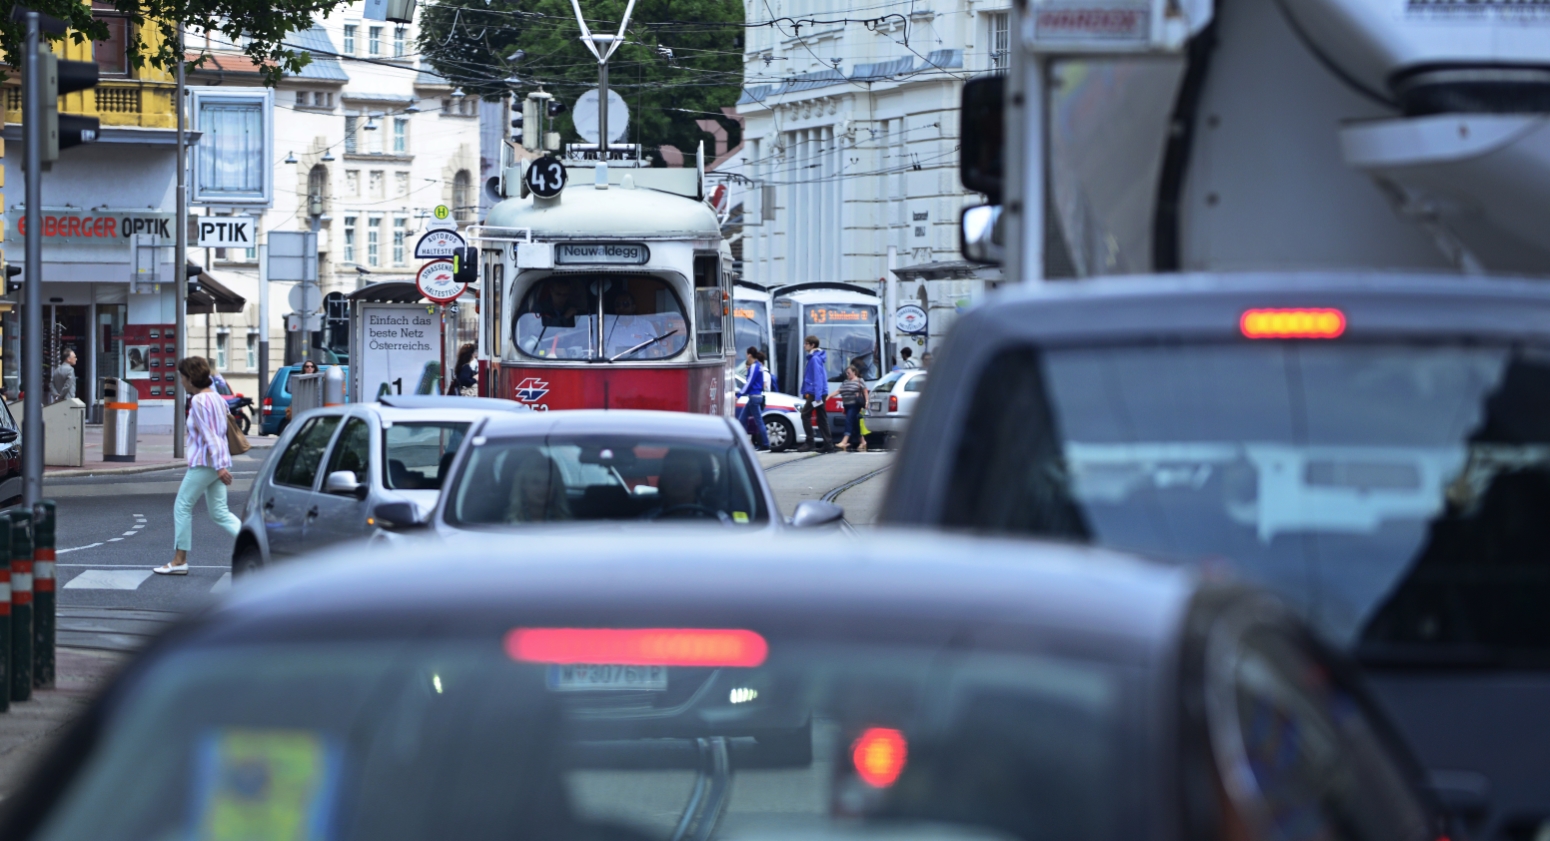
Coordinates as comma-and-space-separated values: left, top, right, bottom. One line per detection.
805, 306, 873, 324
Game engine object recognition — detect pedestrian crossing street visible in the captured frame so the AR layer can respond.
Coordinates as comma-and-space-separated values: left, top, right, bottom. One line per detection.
60, 566, 230, 594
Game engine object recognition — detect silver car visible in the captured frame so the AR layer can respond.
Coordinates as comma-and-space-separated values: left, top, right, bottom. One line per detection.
232, 396, 528, 574
866, 369, 927, 436
370, 409, 845, 538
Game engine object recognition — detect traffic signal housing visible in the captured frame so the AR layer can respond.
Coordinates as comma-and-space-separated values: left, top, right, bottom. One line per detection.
452, 247, 477, 285
40, 45, 100, 163
4, 264, 21, 295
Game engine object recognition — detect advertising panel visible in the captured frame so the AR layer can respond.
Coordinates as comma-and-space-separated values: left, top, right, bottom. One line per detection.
351, 303, 442, 402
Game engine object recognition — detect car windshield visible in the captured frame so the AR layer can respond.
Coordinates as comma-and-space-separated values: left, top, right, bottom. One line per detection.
449, 436, 769, 526
383, 421, 470, 490
734, 299, 770, 360
32, 630, 1129, 841
945, 341, 1550, 666
872, 372, 904, 395
804, 305, 880, 381
513, 275, 689, 362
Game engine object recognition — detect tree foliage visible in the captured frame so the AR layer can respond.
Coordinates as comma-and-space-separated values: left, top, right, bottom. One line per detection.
2, 0, 345, 84
417, 0, 744, 163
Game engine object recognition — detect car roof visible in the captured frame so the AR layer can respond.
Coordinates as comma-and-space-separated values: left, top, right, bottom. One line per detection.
972, 271, 1550, 344
318, 403, 522, 424
475, 409, 736, 442
204, 530, 1197, 665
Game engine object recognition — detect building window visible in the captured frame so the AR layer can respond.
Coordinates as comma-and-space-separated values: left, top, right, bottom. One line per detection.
246, 332, 258, 369
395, 172, 409, 196
344, 115, 358, 153
314, 91, 331, 108
394, 25, 406, 58
393, 117, 408, 153
345, 169, 359, 196
343, 24, 357, 55
369, 170, 385, 199
368, 218, 382, 266
452, 170, 472, 222
92, 13, 129, 76
990, 12, 1010, 69
461, 98, 475, 116
193, 91, 272, 204
216, 333, 229, 370
344, 216, 357, 263
393, 217, 407, 265
368, 26, 382, 56
366, 117, 383, 154
295, 90, 308, 106
441, 98, 452, 115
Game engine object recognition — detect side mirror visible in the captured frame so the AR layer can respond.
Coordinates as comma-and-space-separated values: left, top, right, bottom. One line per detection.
0, 428, 17, 444
959, 74, 1004, 200
372, 500, 427, 530
961, 204, 1004, 265
324, 470, 367, 499
790, 499, 844, 529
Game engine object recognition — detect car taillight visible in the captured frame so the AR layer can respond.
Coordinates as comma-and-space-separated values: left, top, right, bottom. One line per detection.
889, 395, 898, 412
852, 727, 908, 788
262, 397, 272, 414
1240, 308, 1345, 339
506, 628, 769, 667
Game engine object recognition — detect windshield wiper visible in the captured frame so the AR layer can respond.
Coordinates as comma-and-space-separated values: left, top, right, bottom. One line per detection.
609, 328, 681, 362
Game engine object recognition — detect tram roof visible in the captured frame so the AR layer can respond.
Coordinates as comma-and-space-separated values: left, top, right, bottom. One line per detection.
774, 282, 881, 303
484, 182, 721, 241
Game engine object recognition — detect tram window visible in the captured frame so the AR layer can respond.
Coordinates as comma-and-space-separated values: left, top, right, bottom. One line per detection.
513, 274, 689, 361
693, 254, 720, 289
804, 304, 882, 381
695, 288, 725, 358
447, 436, 769, 526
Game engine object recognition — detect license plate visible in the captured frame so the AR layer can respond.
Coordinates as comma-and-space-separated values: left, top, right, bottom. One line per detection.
869, 402, 881, 411
548, 664, 668, 691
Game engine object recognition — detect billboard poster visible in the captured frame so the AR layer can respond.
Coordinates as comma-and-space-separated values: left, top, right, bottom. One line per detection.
351, 303, 441, 402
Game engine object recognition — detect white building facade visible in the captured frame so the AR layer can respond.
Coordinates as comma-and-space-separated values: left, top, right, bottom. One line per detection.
188, 4, 482, 399
736, 0, 1009, 358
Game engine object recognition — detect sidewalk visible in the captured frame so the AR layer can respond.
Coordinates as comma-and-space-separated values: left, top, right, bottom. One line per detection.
0, 647, 127, 800
47, 425, 276, 478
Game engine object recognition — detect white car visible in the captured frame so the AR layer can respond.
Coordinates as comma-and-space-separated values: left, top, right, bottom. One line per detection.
732, 372, 804, 451
866, 369, 926, 438
232, 395, 528, 574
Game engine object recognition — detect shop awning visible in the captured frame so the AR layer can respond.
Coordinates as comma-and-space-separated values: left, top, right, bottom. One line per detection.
187, 264, 246, 314
347, 281, 426, 303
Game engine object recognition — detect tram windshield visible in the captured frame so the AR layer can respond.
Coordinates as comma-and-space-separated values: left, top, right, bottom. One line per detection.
804, 303, 881, 381
447, 436, 770, 526
513, 275, 689, 362
734, 299, 770, 360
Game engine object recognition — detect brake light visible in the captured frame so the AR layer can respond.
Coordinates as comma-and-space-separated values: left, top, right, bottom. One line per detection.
852, 727, 908, 788
506, 628, 768, 667
1240, 308, 1346, 339
888, 395, 897, 413
262, 397, 272, 414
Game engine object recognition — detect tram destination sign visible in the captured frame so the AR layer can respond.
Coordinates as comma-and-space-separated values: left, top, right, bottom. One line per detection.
555, 243, 650, 265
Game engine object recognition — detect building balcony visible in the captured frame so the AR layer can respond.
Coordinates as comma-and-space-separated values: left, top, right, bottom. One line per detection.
3, 78, 178, 130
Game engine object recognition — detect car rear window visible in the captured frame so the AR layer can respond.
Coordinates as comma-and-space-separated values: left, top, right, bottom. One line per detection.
448, 436, 768, 526
32, 631, 1131, 841
383, 422, 470, 490
944, 342, 1550, 666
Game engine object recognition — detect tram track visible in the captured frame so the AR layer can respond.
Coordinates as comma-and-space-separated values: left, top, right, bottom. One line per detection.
821, 464, 892, 505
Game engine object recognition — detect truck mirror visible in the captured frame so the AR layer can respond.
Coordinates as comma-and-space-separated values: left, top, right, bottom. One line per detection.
959, 74, 1004, 201
960, 205, 1004, 265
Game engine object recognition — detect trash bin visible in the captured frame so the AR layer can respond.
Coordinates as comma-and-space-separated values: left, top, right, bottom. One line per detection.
100, 377, 137, 462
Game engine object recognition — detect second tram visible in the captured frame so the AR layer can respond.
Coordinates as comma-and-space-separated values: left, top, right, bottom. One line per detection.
772, 282, 883, 392
473, 167, 736, 414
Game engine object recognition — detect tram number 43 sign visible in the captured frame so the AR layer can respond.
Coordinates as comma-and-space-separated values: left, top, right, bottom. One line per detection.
416, 259, 465, 304
526, 156, 567, 199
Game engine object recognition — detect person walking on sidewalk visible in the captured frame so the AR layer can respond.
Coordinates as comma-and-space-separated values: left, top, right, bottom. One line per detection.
49, 347, 77, 404
835, 365, 869, 453
737, 347, 770, 451
448, 342, 478, 396
155, 356, 240, 576
798, 336, 835, 453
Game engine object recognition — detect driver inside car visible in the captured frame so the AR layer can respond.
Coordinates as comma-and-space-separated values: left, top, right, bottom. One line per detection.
645, 449, 717, 520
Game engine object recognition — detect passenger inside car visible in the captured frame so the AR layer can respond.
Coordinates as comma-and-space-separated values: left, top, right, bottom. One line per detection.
507, 452, 573, 522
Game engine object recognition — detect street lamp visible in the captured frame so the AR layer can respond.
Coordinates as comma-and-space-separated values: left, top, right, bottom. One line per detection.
321, 150, 336, 162
284, 150, 298, 164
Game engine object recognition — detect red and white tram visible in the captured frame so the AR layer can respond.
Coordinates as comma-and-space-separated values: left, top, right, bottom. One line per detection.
471, 166, 735, 414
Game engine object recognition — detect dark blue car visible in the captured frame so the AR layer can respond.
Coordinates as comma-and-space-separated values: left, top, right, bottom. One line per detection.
260, 363, 346, 436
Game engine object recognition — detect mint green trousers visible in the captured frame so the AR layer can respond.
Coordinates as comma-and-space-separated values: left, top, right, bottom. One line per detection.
174, 467, 241, 552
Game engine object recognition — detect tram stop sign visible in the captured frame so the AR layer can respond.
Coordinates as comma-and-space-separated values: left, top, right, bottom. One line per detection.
416, 259, 465, 304
415, 228, 466, 260
526, 156, 567, 199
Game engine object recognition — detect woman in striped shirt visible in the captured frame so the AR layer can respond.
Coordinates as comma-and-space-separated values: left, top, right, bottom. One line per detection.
154, 356, 241, 575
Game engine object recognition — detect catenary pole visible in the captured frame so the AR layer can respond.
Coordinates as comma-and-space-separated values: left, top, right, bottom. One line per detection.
22, 11, 43, 507
173, 26, 187, 457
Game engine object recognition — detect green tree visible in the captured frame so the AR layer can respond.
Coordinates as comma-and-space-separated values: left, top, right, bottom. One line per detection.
417, 0, 743, 164
2, 0, 347, 83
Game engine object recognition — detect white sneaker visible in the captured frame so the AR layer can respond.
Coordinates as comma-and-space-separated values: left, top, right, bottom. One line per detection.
153, 562, 189, 575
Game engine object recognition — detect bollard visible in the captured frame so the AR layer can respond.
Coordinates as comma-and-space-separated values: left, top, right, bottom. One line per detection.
0, 515, 11, 713
32, 501, 55, 689
9, 509, 32, 702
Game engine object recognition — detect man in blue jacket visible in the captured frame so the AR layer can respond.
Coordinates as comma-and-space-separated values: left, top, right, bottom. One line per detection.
798, 335, 835, 453
737, 347, 771, 451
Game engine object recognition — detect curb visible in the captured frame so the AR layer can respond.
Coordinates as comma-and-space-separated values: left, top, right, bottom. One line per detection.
45, 460, 187, 479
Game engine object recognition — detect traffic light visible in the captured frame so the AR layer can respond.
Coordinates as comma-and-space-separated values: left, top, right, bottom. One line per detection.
546, 100, 567, 118
39, 45, 100, 163
510, 110, 524, 146
452, 247, 477, 285
4, 264, 20, 295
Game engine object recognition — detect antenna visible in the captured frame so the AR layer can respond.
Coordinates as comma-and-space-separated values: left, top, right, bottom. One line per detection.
569, 0, 637, 186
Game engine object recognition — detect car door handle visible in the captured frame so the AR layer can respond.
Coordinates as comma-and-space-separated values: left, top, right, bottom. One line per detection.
306, 506, 319, 519
263, 498, 275, 511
